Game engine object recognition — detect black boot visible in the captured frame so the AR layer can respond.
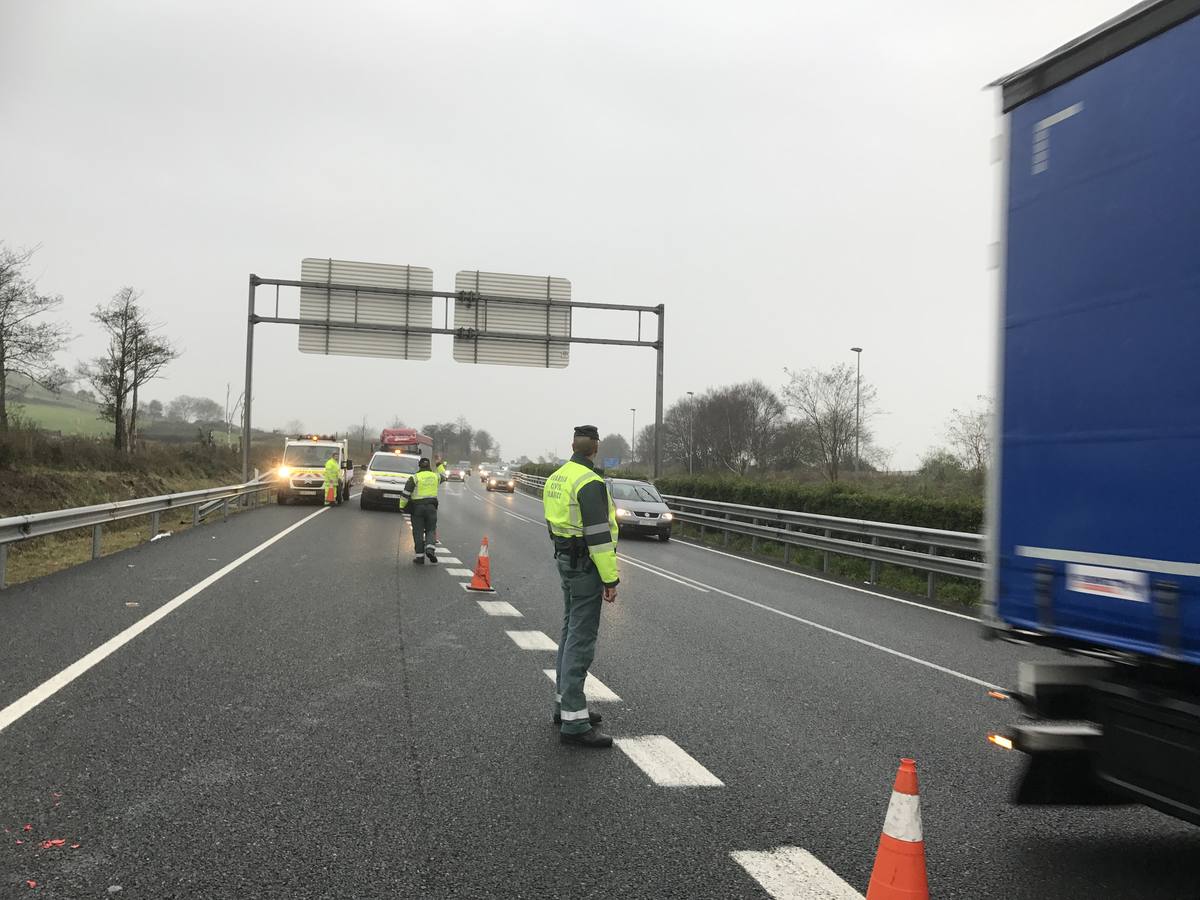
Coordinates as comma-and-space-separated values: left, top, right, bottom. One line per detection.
426, 547, 438, 563
553, 711, 602, 726
560, 728, 613, 748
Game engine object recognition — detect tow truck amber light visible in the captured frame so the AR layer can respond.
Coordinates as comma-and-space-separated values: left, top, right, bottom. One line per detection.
987, 690, 1009, 701
988, 733, 1014, 751
278, 466, 292, 477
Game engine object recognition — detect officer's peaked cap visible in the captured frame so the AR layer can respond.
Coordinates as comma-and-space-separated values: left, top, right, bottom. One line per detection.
574, 425, 600, 440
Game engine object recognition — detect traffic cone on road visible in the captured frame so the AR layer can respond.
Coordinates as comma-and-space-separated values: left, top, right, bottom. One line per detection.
866, 758, 929, 900
466, 536, 495, 592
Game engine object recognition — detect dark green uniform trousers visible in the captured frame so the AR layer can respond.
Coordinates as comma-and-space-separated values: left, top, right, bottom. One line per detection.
554, 553, 603, 734
408, 502, 438, 555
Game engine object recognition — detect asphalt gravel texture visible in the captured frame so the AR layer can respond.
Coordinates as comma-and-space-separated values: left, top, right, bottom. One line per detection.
2, 482, 1197, 898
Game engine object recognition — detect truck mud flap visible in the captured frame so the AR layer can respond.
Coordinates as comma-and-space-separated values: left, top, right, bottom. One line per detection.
1093, 679, 1200, 826
1013, 752, 1128, 807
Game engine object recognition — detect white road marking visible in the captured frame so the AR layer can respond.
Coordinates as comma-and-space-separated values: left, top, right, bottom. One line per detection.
477, 600, 522, 616
542, 669, 620, 701
506, 630, 558, 650
619, 556, 1001, 690
663, 539, 977, 622
440, 557, 462, 565
445, 568, 475, 577
0, 506, 330, 735
461, 582, 495, 593
619, 554, 709, 591
731, 847, 863, 899
435, 547, 451, 555
502, 509, 537, 524
614, 735, 724, 787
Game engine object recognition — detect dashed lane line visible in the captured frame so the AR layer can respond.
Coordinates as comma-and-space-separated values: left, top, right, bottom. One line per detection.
477, 600, 522, 616
731, 847, 863, 899
542, 669, 620, 702
614, 735, 724, 788
444, 568, 475, 577
505, 630, 558, 651
0, 505, 330, 735
440, 557, 463, 565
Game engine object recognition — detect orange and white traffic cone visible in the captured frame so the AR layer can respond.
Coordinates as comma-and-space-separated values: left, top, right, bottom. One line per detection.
866, 758, 929, 900
466, 536, 495, 592
324, 484, 336, 505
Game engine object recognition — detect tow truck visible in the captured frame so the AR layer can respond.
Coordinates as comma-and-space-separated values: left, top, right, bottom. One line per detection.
276, 435, 353, 505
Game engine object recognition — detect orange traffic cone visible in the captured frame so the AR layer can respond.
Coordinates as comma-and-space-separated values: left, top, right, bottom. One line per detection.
866, 758, 929, 900
324, 484, 336, 505
466, 536, 495, 592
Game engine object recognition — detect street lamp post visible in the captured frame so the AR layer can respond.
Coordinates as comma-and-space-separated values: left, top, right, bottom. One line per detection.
851, 347, 863, 472
630, 408, 637, 464
686, 391, 695, 475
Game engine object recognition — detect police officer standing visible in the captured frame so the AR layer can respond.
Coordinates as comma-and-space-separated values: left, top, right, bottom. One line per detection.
399, 457, 444, 564
543, 425, 619, 748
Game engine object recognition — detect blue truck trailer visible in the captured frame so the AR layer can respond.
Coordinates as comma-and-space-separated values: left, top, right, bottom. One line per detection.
987, 0, 1200, 825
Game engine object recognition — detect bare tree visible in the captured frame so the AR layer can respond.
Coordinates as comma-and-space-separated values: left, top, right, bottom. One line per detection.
284, 418, 306, 435
80, 288, 178, 451
946, 395, 992, 474
0, 244, 71, 431
783, 364, 877, 481
224, 383, 245, 444
703, 380, 785, 475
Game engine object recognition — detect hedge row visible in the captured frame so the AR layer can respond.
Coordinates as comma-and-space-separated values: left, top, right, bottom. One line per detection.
517, 466, 983, 533
653, 475, 983, 534
518, 462, 650, 481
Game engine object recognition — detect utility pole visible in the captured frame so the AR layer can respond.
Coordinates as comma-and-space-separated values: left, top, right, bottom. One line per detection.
686, 390, 695, 475
851, 347, 863, 472
630, 407, 637, 465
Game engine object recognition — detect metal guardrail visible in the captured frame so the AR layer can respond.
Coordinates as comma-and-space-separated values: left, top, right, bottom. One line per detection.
0, 474, 277, 589
514, 472, 983, 600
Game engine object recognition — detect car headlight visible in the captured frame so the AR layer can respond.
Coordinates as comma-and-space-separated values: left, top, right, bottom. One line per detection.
616, 508, 630, 517
661, 512, 673, 521
364, 473, 376, 486
278, 466, 292, 478
508, 480, 515, 487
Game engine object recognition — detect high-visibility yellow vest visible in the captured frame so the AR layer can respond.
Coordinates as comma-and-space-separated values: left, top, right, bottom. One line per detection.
412, 469, 441, 500
323, 458, 341, 485
544, 460, 618, 583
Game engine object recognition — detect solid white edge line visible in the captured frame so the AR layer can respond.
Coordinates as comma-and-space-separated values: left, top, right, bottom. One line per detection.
0, 505, 329, 735
731, 847, 863, 900
619, 554, 708, 591
624, 557, 1001, 690
505, 630, 558, 651
613, 735, 724, 787
662, 538, 978, 622
542, 669, 620, 701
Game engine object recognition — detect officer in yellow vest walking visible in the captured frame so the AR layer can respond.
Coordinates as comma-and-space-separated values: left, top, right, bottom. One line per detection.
323, 451, 341, 506
543, 425, 619, 748
399, 457, 444, 564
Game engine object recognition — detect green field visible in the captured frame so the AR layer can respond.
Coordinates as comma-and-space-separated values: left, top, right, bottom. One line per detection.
13, 398, 110, 436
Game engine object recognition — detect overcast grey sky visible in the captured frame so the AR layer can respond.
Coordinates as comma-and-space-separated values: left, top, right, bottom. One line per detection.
1, 0, 1132, 466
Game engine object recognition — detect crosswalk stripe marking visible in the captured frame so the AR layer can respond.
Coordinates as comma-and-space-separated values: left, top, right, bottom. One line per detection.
730, 847, 863, 899
434, 547, 451, 555
440, 557, 462, 565
506, 631, 558, 651
613, 735, 724, 788
444, 568, 474, 576
542, 669, 620, 701
477, 600, 521, 616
